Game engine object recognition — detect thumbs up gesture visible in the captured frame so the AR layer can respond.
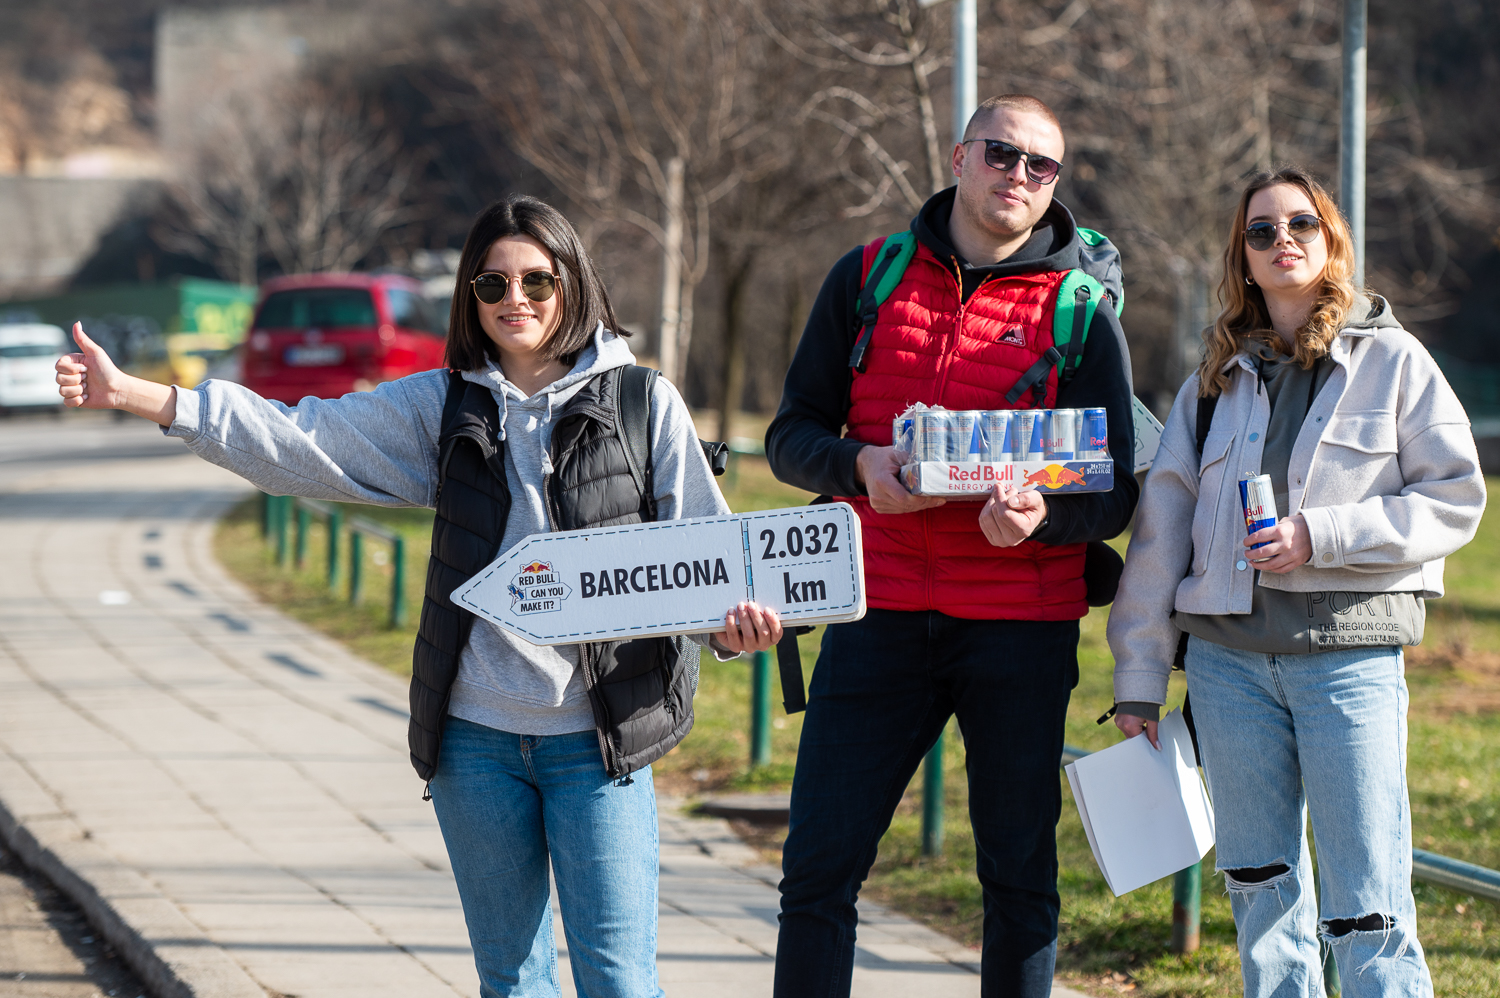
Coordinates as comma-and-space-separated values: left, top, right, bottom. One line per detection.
56, 323, 126, 410
56, 323, 176, 425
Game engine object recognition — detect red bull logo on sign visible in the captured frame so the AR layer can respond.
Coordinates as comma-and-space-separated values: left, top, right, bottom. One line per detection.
509, 560, 572, 614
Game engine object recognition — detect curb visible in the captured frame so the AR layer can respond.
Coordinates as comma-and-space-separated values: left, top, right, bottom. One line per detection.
0, 756, 267, 998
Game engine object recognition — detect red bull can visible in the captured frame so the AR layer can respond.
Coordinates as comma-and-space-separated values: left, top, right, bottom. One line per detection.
1012, 410, 1045, 461
981, 411, 1012, 462
952, 410, 983, 461
913, 410, 954, 462
891, 413, 915, 455
1079, 407, 1109, 459
1239, 473, 1277, 547
1044, 409, 1079, 460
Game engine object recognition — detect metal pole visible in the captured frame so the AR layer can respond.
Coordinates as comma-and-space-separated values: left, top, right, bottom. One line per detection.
390, 535, 407, 629
1170, 862, 1201, 953
327, 508, 342, 589
953, 0, 977, 146
274, 496, 290, 567
750, 650, 772, 768
294, 504, 310, 570
349, 530, 363, 605
921, 733, 945, 857
1340, 0, 1367, 287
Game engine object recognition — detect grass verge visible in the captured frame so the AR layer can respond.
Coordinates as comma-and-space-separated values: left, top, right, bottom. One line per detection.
215, 463, 1500, 997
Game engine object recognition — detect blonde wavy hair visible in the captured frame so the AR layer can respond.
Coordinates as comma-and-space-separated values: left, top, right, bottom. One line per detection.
1198, 167, 1361, 397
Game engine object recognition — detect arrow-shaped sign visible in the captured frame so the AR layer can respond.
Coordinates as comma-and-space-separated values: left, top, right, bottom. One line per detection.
453, 503, 866, 645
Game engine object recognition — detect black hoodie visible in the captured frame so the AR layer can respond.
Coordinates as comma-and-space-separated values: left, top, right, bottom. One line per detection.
764, 187, 1139, 547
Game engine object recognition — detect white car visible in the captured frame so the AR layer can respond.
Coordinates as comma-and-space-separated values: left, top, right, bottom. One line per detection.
0, 323, 69, 413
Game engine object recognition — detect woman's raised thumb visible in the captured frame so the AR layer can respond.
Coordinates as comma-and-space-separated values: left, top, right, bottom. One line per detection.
72, 322, 99, 354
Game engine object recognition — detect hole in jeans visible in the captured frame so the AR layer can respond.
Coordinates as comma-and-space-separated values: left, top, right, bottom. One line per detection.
1323, 913, 1393, 937
1226, 863, 1291, 885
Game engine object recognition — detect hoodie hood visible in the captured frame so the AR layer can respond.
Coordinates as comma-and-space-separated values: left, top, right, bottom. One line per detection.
461, 321, 636, 437
1343, 294, 1402, 332
911, 185, 1085, 281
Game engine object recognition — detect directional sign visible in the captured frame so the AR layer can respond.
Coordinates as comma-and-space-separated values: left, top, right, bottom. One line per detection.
453, 503, 866, 645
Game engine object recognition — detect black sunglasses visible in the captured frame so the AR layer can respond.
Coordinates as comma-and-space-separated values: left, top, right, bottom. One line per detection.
1244, 214, 1322, 252
961, 138, 1062, 185
471, 271, 559, 305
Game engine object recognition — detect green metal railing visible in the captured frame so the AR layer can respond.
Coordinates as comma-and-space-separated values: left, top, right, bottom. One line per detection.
260, 493, 407, 628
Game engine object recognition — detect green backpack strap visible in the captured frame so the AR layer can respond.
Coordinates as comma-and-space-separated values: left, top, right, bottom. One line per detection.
1003, 268, 1106, 405
849, 231, 919, 372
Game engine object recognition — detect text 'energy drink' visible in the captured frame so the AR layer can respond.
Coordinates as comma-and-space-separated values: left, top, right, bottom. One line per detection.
1239, 474, 1277, 548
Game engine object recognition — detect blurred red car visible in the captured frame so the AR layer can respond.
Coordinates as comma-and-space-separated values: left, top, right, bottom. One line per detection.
241, 273, 448, 404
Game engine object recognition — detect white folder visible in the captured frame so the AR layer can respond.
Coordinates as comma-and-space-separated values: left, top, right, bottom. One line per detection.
1065, 708, 1215, 897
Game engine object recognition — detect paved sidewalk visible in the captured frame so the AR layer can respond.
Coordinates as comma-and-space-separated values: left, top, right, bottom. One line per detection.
0, 416, 1085, 998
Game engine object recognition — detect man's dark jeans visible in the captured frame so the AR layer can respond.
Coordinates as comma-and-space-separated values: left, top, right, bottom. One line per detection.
773, 609, 1080, 998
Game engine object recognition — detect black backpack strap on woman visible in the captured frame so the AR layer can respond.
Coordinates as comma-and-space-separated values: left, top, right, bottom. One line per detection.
1173, 391, 1219, 762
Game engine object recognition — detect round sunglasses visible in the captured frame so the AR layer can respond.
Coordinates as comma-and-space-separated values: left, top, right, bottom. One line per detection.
1244, 214, 1322, 252
471, 270, 559, 305
961, 138, 1062, 185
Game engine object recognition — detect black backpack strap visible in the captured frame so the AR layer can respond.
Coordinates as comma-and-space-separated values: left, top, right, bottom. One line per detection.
1004, 347, 1063, 405
1195, 393, 1218, 457
1058, 284, 1091, 388
440, 370, 466, 435
618, 365, 657, 517
849, 237, 911, 373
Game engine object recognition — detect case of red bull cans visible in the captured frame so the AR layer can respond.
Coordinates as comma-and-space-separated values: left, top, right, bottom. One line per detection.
893, 403, 1115, 498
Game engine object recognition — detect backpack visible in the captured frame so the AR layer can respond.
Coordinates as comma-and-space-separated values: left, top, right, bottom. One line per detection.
847, 227, 1125, 407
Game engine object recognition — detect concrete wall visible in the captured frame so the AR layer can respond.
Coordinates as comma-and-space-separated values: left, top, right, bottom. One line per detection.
0, 177, 162, 299
156, 6, 380, 159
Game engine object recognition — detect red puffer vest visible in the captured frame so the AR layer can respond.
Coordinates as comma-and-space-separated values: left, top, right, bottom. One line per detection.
841, 236, 1088, 620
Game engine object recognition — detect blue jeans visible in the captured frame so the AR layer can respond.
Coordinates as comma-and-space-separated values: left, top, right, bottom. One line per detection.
774, 610, 1079, 998
428, 718, 664, 998
1186, 637, 1433, 998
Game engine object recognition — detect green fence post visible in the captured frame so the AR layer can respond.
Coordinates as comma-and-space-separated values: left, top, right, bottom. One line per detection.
274, 496, 290, 567
749, 650, 772, 768
921, 732, 945, 857
390, 535, 407, 628
1170, 862, 1202, 953
294, 503, 310, 569
349, 530, 364, 605
327, 508, 342, 589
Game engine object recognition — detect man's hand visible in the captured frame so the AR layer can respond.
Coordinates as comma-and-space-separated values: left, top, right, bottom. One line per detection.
1114, 713, 1161, 750
56, 323, 176, 426
978, 483, 1047, 547
855, 445, 946, 514
1245, 514, 1312, 574
714, 601, 784, 655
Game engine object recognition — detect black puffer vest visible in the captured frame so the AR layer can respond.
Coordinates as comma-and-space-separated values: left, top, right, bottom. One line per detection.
408, 367, 697, 781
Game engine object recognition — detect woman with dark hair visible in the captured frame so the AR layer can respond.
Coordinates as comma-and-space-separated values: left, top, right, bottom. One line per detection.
1105, 168, 1484, 997
57, 194, 782, 996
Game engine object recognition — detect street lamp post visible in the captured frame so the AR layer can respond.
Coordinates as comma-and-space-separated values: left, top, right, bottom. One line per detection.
915, 0, 978, 859
1340, 0, 1367, 287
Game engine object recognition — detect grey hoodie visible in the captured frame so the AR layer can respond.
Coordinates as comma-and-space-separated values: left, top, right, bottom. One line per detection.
166, 324, 731, 735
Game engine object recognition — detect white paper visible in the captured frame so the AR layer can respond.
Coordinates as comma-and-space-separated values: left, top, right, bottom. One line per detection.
452, 504, 866, 645
1131, 395, 1165, 474
1065, 709, 1215, 896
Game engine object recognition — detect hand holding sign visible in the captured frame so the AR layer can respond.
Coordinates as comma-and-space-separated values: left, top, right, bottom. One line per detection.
454, 504, 865, 645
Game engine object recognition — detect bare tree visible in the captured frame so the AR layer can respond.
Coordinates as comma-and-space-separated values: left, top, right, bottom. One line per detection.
443, 0, 794, 385
260, 77, 424, 275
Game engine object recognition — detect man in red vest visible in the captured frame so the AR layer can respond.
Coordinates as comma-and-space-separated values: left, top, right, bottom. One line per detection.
765, 94, 1139, 997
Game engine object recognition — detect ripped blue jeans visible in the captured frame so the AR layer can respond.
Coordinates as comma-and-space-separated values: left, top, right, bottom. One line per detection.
1185, 637, 1432, 998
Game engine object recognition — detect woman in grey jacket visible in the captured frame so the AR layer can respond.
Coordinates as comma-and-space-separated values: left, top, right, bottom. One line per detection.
1107, 167, 1485, 997
56, 195, 783, 998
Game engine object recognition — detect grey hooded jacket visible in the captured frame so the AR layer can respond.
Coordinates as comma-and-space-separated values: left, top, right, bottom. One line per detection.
165, 325, 731, 737
1107, 297, 1486, 707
